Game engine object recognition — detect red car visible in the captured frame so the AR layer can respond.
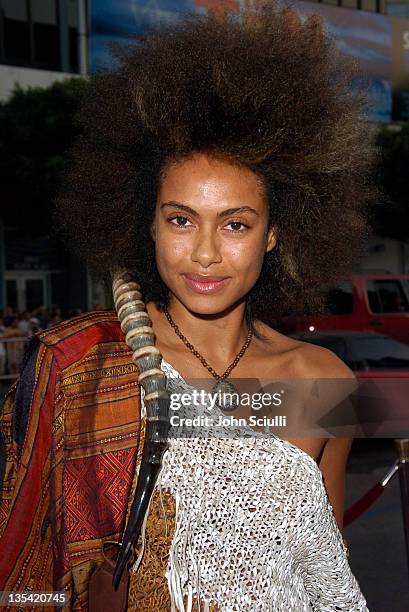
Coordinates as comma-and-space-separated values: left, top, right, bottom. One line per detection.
278, 274, 409, 345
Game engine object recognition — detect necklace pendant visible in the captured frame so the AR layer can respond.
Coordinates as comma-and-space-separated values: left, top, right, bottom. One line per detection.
211, 378, 240, 411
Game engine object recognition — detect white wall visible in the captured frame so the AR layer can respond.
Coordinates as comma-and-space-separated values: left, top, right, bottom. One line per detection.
360, 235, 409, 274
0, 65, 77, 101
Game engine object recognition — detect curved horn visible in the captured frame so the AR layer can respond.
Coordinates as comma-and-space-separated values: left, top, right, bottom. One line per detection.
111, 269, 170, 590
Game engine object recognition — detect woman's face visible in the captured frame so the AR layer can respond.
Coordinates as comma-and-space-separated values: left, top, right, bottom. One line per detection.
151, 153, 276, 315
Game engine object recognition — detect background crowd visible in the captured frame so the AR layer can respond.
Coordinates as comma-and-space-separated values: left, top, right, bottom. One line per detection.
0, 306, 83, 376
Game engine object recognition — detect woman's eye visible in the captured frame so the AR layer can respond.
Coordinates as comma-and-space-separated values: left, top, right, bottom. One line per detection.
169, 216, 193, 227
168, 217, 249, 232
225, 221, 249, 232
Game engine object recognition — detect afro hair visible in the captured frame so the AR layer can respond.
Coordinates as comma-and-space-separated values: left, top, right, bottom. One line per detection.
56, 2, 376, 332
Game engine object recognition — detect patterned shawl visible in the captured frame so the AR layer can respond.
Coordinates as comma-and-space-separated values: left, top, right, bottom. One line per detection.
0, 311, 144, 610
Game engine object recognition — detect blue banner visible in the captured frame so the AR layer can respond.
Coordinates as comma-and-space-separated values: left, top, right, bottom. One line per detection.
89, 0, 409, 122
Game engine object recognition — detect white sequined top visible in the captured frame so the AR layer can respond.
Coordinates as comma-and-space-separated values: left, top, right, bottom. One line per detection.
135, 357, 369, 612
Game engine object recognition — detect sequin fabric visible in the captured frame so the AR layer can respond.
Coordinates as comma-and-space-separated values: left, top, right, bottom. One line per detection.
130, 357, 369, 612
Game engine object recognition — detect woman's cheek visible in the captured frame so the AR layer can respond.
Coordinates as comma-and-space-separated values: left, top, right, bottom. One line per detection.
226, 240, 264, 272
157, 233, 189, 262
169, 238, 190, 259
224, 239, 252, 263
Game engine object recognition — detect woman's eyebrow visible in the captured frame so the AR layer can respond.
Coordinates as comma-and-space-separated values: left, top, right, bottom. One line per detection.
160, 201, 260, 218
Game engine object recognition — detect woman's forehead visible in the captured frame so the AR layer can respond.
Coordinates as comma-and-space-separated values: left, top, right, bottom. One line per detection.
158, 153, 268, 208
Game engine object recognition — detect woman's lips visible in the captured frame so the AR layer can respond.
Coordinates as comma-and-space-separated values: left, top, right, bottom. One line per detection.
182, 274, 230, 294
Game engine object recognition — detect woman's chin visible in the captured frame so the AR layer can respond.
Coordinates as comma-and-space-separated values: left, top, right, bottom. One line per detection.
175, 293, 245, 318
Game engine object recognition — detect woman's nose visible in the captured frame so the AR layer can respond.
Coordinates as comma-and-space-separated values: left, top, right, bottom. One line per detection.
190, 228, 222, 267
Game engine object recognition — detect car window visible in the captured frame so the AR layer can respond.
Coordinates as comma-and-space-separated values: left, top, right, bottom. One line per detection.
351, 336, 409, 370
323, 282, 353, 315
366, 279, 409, 314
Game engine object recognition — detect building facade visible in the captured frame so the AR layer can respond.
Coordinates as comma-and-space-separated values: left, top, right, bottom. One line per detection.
0, 0, 92, 315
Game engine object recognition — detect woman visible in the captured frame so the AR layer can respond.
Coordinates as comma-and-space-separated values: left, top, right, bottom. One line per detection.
0, 5, 373, 610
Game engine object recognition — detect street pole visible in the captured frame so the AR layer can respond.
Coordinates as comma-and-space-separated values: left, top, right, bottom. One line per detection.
77, 0, 88, 76
395, 439, 409, 581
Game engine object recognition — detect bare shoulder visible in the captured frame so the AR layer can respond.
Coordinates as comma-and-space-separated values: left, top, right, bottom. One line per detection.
255, 322, 356, 501
254, 320, 356, 380
295, 339, 356, 380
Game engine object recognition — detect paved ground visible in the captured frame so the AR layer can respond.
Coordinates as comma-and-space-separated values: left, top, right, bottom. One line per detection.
345, 438, 409, 611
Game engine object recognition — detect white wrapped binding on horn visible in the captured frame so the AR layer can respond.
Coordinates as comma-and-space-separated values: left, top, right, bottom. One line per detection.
111, 269, 170, 589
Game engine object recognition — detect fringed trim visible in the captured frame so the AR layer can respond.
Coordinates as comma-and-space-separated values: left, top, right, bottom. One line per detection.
166, 489, 218, 612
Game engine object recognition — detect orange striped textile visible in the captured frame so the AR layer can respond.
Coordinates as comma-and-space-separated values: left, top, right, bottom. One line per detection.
0, 310, 143, 611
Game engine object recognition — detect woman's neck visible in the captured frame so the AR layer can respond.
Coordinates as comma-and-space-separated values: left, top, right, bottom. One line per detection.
145, 299, 252, 367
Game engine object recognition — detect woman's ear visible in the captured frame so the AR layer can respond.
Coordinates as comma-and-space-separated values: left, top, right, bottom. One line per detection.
266, 224, 277, 253
150, 221, 156, 242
